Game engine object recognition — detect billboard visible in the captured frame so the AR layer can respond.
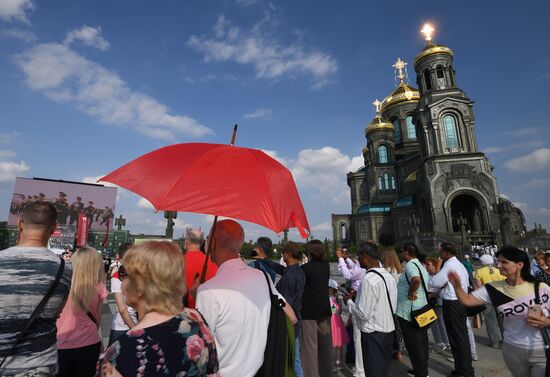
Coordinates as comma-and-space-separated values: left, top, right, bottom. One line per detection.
8, 178, 117, 231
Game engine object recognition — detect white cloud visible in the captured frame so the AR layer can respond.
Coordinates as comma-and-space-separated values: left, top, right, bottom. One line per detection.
520, 178, 550, 190
483, 146, 505, 155
137, 197, 154, 209
504, 148, 550, 172
0, 160, 29, 182
0, 0, 34, 23
311, 222, 332, 233
244, 107, 272, 119
483, 140, 545, 155
1, 28, 36, 42
0, 132, 19, 144
236, 0, 261, 6
0, 150, 16, 159
504, 127, 539, 137
260, 149, 288, 166
14, 42, 212, 140
64, 25, 110, 50
187, 15, 338, 88
291, 147, 362, 203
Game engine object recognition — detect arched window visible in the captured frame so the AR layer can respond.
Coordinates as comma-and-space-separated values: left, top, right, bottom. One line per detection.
443, 115, 459, 148
379, 145, 388, 164
406, 115, 416, 140
384, 173, 389, 190
449, 66, 455, 86
436, 66, 446, 88
423, 69, 432, 90
378, 177, 383, 190
391, 118, 401, 143
391, 176, 396, 190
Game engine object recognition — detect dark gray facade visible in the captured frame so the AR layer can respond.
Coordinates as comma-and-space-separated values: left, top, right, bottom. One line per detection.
332, 41, 526, 251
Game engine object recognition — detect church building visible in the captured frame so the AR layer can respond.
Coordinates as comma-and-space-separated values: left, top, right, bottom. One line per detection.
332, 26, 525, 250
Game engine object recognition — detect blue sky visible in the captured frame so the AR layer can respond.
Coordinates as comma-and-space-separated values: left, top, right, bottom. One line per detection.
1, 0, 549, 242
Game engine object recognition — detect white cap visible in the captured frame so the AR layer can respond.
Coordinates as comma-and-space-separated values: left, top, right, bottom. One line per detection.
480, 254, 494, 266
328, 279, 338, 289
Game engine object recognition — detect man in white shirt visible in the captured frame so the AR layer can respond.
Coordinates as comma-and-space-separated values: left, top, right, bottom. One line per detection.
336, 247, 366, 377
108, 242, 137, 345
428, 242, 474, 377
346, 242, 397, 377
195, 220, 296, 377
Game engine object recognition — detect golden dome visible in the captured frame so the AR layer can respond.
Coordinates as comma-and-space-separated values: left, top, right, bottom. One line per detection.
366, 115, 393, 134
414, 42, 453, 67
381, 81, 420, 112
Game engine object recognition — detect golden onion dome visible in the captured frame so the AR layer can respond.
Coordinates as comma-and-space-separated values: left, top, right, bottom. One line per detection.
381, 81, 420, 112
366, 115, 393, 135
414, 42, 453, 67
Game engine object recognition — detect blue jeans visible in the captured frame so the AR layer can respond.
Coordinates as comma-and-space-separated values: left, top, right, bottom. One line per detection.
295, 335, 303, 377
108, 329, 127, 346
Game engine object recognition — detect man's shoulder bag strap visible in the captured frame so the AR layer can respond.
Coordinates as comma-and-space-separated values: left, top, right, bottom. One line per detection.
0, 257, 65, 370
366, 269, 395, 316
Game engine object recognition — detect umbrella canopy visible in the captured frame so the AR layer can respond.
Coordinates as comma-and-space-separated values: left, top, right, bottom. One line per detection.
99, 143, 310, 238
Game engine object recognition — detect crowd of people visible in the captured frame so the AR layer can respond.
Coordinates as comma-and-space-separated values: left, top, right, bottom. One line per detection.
1, 201, 550, 377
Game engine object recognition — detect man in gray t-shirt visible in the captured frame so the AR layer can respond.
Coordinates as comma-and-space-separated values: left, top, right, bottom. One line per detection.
0, 202, 71, 377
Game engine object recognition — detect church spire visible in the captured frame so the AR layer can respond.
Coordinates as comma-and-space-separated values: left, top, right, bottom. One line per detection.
420, 23, 435, 44
392, 57, 409, 84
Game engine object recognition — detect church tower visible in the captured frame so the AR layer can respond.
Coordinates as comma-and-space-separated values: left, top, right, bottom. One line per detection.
412, 24, 501, 242
332, 24, 526, 250
381, 58, 421, 158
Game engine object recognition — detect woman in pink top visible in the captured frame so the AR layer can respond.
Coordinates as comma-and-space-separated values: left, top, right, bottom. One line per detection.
57, 247, 107, 377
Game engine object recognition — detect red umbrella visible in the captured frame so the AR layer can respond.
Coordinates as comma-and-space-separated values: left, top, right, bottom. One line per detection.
99, 142, 310, 238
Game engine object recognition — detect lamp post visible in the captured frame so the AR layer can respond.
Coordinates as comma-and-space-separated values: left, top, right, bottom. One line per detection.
164, 211, 177, 239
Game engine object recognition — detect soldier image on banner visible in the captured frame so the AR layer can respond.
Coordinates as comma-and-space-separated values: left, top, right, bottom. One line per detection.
84, 201, 95, 228
55, 191, 69, 225
69, 196, 84, 225
100, 206, 114, 226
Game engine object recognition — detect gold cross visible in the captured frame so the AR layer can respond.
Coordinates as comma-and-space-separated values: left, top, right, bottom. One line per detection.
392, 57, 408, 82
372, 99, 382, 114
421, 23, 435, 42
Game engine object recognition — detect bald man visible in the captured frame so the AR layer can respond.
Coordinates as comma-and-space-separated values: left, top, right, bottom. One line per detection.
195, 220, 296, 377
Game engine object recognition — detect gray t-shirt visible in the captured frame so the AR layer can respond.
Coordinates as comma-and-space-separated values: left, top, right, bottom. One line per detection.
0, 246, 71, 375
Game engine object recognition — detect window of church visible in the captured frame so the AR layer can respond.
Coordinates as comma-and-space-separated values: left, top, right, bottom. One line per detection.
436, 66, 446, 88
391, 176, 396, 190
379, 145, 388, 164
423, 69, 432, 90
384, 173, 389, 190
443, 115, 459, 148
391, 118, 401, 143
406, 116, 416, 140
378, 177, 383, 190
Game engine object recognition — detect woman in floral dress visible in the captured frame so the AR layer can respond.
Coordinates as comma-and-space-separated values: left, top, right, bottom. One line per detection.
98, 241, 219, 377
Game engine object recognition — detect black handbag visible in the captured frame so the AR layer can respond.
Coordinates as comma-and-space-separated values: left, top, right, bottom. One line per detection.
255, 270, 294, 377
0, 257, 65, 371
